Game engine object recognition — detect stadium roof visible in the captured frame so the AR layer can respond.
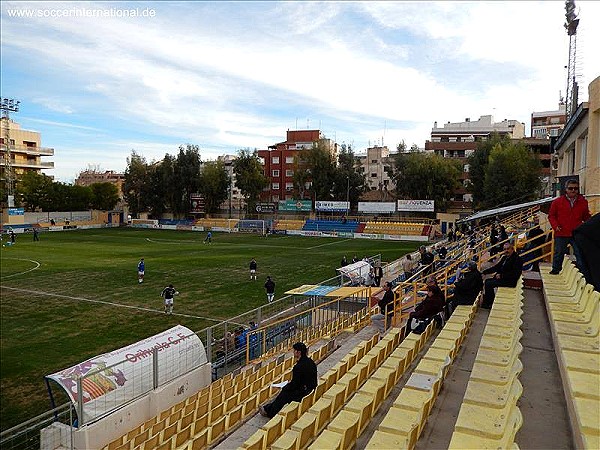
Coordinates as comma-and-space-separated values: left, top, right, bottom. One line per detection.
457, 197, 556, 224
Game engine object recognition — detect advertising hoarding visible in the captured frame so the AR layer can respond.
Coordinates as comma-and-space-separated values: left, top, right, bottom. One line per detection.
397, 200, 435, 212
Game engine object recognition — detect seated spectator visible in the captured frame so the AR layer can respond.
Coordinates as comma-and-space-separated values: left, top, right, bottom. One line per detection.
438, 245, 448, 260
259, 342, 317, 418
419, 246, 435, 274
450, 261, 483, 308
481, 242, 523, 309
408, 285, 445, 334
378, 281, 395, 327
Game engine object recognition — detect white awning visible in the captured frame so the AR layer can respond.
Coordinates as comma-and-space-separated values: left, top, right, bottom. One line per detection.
457, 197, 556, 224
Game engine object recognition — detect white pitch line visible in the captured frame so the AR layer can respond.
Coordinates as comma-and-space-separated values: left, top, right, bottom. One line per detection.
307, 238, 352, 250
1, 286, 223, 322
1, 258, 41, 279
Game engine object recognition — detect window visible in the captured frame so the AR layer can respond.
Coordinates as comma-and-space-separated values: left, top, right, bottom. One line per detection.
272, 170, 280, 177
371, 159, 378, 164
272, 183, 279, 190
371, 173, 378, 177
259, 157, 265, 165
272, 195, 279, 201
383, 166, 390, 173
549, 128, 560, 137
285, 156, 294, 164
286, 182, 293, 191
272, 156, 280, 164
550, 117, 561, 124
286, 169, 294, 177
463, 164, 470, 173
449, 137, 457, 142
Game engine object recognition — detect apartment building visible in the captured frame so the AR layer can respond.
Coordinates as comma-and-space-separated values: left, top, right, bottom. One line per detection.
216, 154, 245, 212
424, 115, 526, 212
531, 102, 567, 139
1, 118, 54, 182
75, 169, 125, 198
257, 130, 337, 202
553, 76, 600, 213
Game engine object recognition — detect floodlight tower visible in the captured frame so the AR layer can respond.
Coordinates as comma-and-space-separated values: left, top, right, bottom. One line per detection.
564, 0, 579, 120
1, 98, 21, 202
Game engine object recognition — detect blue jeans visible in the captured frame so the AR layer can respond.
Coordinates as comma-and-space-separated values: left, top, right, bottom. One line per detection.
552, 236, 584, 272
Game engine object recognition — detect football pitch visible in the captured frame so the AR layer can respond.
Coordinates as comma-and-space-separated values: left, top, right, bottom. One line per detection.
0, 227, 419, 430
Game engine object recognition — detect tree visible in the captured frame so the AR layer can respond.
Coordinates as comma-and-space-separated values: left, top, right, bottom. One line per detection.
172, 145, 203, 216
293, 142, 336, 202
389, 152, 460, 211
233, 149, 268, 210
200, 160, 229, 213
90, 182, 120, 210
468, 134, 543, 209
482, 142, 542, 209
147, 155, 174, 218
16, 171, 54, 211
332, 143, 366, 206
123, 151, 150, 217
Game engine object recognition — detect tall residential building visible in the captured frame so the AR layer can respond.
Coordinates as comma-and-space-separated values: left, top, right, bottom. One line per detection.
1, 119, 54, 183
258, 130, 337, 202
355, 145, 393, 191
531, 102, 567, 139
216, 154, 245, 212
425, 115, 526, 213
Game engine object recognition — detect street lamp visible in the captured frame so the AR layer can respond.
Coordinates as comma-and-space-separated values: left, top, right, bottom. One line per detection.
346, 175, 350, 216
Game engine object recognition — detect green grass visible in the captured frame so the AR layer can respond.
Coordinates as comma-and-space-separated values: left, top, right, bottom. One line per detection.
0, 227, 419, 430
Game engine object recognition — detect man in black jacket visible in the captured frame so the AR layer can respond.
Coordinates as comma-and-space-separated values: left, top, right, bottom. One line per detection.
378, 281, 396, 328
419, 246, 435, 274
481, 243, 523, 309
259, 342, 317, 418
451, 261, 483, 307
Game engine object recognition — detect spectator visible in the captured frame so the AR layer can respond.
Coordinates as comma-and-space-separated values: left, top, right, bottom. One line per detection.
498, 225, 508, 244
524, 217, 546, 271
352, 255, 359, 263
481, 243, 523, 309
340, 255, 347, 267
378, 281, 395, 327
364, 268, 375, 287
489, 223, 499, 259
259, 342, 317, 418
548, 179, 591, 275
419, 246, 435, 274
437, 245, 448, 260
373, 264, 383, 287
408, 284, 445, 334
572, 212, 600, 290
450, 261, 483, 308
402, 254, 416, 280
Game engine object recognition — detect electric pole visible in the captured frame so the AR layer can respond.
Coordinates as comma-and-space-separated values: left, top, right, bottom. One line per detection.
1, 98, 21, 206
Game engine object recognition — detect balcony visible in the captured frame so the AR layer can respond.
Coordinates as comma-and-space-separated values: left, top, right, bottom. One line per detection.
10, 161, 54, 169
1, 145, 54, 156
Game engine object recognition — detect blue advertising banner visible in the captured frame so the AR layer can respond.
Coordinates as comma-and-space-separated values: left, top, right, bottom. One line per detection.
8, 208, 24, 216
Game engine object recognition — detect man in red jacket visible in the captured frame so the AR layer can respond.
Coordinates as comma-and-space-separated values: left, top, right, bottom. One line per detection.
548, 179, 591, 274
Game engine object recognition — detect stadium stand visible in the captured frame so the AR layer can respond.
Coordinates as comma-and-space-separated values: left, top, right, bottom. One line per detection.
273, 220, 305, 231
302, 220, 359, 233
539, 258, 600, 450
361, 221, 428, 236
194, 218, 239, 230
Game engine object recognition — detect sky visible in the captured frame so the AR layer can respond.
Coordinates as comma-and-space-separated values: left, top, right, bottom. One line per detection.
2, 1, 599, 183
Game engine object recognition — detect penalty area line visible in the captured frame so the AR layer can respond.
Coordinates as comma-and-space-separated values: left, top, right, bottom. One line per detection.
1, 286, 223, 322
307, 238, 352, 250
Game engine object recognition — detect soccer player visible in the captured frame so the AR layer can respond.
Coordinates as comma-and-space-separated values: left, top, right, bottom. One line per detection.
249, 258, 258, 280
264, 276, 275, 303
161, 284, 179, 314
203, 231, 212, 244
137, 258, 145, 284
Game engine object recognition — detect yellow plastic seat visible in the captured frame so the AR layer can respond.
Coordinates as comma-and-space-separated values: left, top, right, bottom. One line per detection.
372, 366, 397, 397
307, 429, 342, 450
260, 414, 284, 448
470, 359, 523, 386
327, 410, 360, 450
365, 429, 410, 449
567, 370, 600, 400
378, 405, 421, 449
562, 350, 600, 374
475, 343, 523, 368
463, 378, 523, 409
449, 407, 523, 449
359, 377, 387, 414
344, 393, 375, 435
454, 400, 521, 440
290, 413, 317, 449
548, 285, 597, 314
307, 397, 333, 434
323, 384, 347, 416
242, 430, 266, 450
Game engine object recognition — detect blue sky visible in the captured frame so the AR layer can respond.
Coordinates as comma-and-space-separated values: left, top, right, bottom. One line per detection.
2, 1, 599, 182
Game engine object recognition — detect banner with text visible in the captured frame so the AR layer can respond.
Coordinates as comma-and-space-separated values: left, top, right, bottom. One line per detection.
397, 200, 435, 212
278, 200, 312, 211
46, 325, 206, 423
358, 202, 396, 213
315, 200, 349, 212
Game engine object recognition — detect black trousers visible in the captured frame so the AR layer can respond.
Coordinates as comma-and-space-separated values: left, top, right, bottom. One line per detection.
264, 389, 304, 418
483, 278, 514, 307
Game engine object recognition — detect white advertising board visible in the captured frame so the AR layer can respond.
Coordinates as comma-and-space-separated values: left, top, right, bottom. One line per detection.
315, 201, 349, 211
397, 200, 435, 212
358, 202, 396, 213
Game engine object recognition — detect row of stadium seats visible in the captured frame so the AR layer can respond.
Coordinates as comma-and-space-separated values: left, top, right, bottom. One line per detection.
361, 221, 427, 236
449, 278, 525, 448
367, 301, 478, 448
260, 309, 371, 362
302, 220, 360, 233
273, 220, 305, 231
540, 259, 600, 449
194, 218, 238, 229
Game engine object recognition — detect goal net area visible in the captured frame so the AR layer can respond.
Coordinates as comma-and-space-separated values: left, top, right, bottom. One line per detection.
236, 219, 267, 235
